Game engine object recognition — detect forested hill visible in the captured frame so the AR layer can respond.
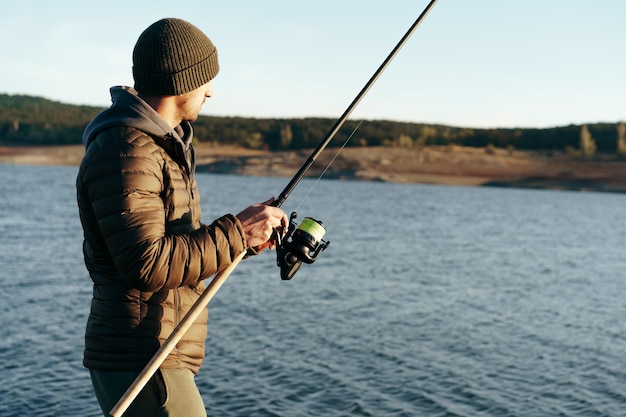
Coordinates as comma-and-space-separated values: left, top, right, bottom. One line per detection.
0, 93, 622, 153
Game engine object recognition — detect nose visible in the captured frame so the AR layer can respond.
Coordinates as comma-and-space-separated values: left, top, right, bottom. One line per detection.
205, 81, 213, 98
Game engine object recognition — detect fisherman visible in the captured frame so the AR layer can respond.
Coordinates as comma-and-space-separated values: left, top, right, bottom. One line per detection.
76, 18, 287, 417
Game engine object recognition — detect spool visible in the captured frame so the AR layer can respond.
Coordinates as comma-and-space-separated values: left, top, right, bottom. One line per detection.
294, 217, 326, 249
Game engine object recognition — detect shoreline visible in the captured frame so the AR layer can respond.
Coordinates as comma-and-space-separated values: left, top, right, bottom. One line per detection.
2, 144, 626, 193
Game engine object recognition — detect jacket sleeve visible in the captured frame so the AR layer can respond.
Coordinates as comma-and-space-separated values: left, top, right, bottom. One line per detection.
81, 129, 247, 292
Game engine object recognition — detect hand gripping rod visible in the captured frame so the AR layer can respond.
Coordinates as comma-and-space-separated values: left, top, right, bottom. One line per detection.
274, 0, 440, 208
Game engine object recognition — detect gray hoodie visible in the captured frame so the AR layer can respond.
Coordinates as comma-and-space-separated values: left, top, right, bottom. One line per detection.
82, 85, 194, 169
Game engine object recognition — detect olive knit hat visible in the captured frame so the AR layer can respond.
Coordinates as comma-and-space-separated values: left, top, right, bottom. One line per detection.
132, 18, 219, 96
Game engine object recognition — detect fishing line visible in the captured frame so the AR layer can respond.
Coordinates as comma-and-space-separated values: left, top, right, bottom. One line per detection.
299, 74, 392, 206
293, 62, 393, 212
290, 28, 416, 212
273, 0, 440, 281
273, 0, 439, 209
292, 119, 364, 213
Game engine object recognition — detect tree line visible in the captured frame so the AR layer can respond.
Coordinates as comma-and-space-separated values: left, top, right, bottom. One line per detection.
1, 94, 624, 156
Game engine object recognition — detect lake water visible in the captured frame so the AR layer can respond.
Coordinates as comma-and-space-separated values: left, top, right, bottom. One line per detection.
1, 163, 626, 417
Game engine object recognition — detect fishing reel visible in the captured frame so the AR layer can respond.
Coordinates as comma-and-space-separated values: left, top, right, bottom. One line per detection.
275, 212, 330, 280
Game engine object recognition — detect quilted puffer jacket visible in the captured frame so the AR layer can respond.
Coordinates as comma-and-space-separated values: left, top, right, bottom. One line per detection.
77, 86, 246, 373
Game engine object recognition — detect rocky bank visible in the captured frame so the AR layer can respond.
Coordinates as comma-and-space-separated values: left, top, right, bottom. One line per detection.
2, 144, 626, 193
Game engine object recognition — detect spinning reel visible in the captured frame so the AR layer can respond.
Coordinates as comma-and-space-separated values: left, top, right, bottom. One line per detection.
275, 212, 330, 280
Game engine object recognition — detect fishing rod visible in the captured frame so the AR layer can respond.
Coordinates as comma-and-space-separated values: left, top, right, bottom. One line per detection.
273, 0, 440, 280
110, 3, 440, 415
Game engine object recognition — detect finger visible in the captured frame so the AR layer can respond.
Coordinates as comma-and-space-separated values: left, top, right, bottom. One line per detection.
278, 214, 288, 231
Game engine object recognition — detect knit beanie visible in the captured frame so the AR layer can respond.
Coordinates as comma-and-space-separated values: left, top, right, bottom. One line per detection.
132, 18, 219, 96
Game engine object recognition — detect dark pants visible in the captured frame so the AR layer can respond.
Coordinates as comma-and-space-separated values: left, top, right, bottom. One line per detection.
90, 368, 207, 417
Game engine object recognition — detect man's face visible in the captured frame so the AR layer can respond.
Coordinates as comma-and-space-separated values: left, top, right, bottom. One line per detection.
177, 81, 213, 122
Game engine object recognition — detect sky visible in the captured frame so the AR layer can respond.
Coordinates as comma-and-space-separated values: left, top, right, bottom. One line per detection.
1, 0, 624, 129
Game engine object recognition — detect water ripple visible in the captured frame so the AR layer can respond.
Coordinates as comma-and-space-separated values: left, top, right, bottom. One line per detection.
2, 168, 626, 416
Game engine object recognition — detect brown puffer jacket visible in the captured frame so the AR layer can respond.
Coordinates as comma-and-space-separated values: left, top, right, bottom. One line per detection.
77, 87, 246, 373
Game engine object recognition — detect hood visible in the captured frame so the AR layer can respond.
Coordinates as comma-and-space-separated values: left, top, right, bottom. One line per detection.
82, 86, 192, 150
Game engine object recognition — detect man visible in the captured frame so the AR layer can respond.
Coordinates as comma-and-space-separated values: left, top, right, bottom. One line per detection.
76, 18, 287, 416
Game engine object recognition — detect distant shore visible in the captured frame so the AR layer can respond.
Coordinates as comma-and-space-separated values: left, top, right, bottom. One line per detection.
2, 143, 626, 193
